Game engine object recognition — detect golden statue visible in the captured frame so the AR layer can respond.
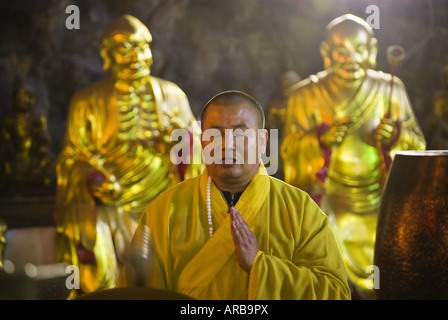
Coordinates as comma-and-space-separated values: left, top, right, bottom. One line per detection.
281, 14, 426, 299
429, 65, 448, 149
266, 70, 301, 180
54, 14, 203, 294
0, 81, 55, 194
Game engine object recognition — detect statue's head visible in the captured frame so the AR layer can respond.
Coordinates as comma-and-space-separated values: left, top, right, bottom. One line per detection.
100, 15, 153, 81
280, 71, 301, 97
320, 14, 377, 82
13, 82, 36, 113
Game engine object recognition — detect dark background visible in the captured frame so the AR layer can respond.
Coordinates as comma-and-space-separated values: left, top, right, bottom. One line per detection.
0, 0, 446, 155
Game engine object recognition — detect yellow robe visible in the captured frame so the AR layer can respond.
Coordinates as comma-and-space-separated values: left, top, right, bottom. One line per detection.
118, 164, 351, 300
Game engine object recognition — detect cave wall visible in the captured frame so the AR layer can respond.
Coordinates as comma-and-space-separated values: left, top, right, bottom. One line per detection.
0, 0, 447, 154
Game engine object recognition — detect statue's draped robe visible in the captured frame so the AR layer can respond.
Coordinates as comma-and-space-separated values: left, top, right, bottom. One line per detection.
282, 69, 426, 297
118, 164, 351, 300
54, 76, 202, 292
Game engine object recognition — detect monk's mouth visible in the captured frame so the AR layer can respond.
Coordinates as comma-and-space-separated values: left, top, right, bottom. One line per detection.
221, 158, 237, 165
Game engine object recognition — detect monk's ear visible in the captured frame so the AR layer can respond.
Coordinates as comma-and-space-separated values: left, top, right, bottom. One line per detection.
368, 37, 378, 70
258, 129, 268, 156
200, 133, 205, 150
320, 41, 331, 69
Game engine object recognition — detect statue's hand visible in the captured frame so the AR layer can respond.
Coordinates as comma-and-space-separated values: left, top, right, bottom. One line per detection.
87, 170, 121, 204
320, 118, 353, 147
376, 118, 399, 147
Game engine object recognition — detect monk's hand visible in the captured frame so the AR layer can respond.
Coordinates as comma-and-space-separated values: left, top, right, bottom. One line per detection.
320, 118, 353, 147
376, 118, 398, 147
229, 207, 259, 273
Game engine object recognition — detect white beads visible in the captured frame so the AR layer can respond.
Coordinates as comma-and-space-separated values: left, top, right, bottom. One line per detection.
206, 176, 213, 237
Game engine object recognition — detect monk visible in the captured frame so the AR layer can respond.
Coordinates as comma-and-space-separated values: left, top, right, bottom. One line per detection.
117, 91, 351, 300
282, 14, 426, 298
54, 15, 203, 293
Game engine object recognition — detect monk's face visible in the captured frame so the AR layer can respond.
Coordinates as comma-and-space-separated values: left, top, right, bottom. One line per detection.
327, 26, 372, 81
201, 103, 267, 188
105, 32, 153, 80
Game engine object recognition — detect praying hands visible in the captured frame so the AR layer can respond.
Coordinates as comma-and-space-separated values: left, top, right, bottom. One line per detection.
230, 207, 259, 273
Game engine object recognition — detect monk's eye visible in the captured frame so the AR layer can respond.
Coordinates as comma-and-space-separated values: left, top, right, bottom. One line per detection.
233, 130, 246, 137
206, 132, 222, 139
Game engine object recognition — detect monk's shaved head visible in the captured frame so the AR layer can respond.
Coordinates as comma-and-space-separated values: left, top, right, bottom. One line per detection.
201, 91, 265, 130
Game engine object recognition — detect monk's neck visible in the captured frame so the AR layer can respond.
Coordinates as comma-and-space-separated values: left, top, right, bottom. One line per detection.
213, 179, 249, 195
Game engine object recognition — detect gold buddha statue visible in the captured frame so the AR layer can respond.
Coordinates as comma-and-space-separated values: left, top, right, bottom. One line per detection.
429, 65, 448, 149
282, 14, 426, 299
54, 14, 203, 294
0, 82, 55, 194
